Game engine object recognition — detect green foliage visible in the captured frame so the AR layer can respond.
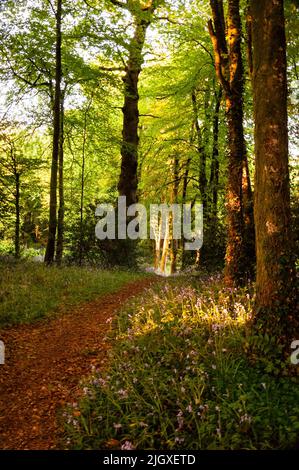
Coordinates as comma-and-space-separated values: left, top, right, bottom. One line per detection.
0, 239, 15, 256
0, 260, 144, 327
0, 0, 297, 270
63, 277, 299, 450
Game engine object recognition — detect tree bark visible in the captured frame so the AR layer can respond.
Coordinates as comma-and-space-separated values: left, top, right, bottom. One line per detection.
115, 2, 158, 266
78, 100, 91, 266
15, 172, 20, 259
192, 91, 207, 211
251, 0, 298, 350
55, 91, 65, 265
208, 0, 255, 286
117, 18, 149, 207
181, 155, 191, 270
159, 219, 169, 275
210, 86, 222, 218
44, 0, 62, 264
242, 146, 255, 276
246, 4, 253, 81
170, 155, 179, 274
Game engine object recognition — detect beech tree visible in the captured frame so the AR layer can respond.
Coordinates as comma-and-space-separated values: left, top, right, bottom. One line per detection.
208, 0, 255, 286
107, 1, 161, 208
250, 0, 298, 354
44, 0, 63, 264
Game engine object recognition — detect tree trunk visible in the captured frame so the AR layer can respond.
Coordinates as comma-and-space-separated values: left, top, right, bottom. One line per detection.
208, 0, 254, 286
117, 18, 149, 207
170, 155, 179, 274
246, 4, 253, 81
115, 3, 157, 266
225, 94, 245, 284
210, 86, 222, 218
181, 155, 191, 269
192, 91, 207, 211
44, 0, 62, 264
154, 222, 163, 271
160, 220, 169, 275
78, 100, 91, 266
15, 172, 20, 259
251, 0, 298, 351
242, 148, 256, 276
55, 92, 65, 265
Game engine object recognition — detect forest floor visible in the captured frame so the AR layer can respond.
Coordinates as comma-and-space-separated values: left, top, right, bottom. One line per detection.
0, 277, 157, 450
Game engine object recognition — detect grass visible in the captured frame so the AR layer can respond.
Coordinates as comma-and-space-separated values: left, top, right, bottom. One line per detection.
0, 260, 145, 327
63, 274, 299, 450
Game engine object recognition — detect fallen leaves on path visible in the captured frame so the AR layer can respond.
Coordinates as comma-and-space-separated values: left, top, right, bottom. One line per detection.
0, 278, 155, 450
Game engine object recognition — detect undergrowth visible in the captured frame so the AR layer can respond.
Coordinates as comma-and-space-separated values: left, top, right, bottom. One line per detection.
63, 275, 299, 450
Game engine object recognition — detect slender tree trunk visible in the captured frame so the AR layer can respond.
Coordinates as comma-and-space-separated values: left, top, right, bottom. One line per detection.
182, 157, 191, 204
251, 0, 298, 352
56, 92, 65, 265
44, 0, 62, 264
154, 218, 162, 271
208, 0, 254, 286
160, 221, 169, 275
210, 87, 222, 218
192, 91, 207, 211
242, 148, 255, 275
78, 101, 91, 266
170, 156, 179, 274
15, 172, 20, 259
181, 156, 191, 269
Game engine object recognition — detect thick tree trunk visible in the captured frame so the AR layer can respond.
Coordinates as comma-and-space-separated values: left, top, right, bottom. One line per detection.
117, 19, 149, 207
209, 0, 255, 286
44, 0, 62, 264
225, 93, 245, 283
210, 87, 222, 218
246, 4, 253, 81
55, 93, 64, 265
251, 0, 298, 349
225, 0, 247, 285
15, 172, 20, 259
115, 3, 157, 266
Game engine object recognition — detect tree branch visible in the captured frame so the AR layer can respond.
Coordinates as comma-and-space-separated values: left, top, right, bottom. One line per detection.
98, 65, 125, 72
208, 19, 230, 95
109, 0, 127, 8
190, 39, 214, 63
155, 16, 181, 25
11, 69, 50, 88
139, 114, 160, 118
10, 69, 50, 88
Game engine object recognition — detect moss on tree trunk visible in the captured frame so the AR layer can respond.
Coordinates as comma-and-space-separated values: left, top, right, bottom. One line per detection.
251, 0, 298, 359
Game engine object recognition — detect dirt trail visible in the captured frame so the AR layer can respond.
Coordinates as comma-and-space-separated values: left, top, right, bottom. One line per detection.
0, 278, 155, 450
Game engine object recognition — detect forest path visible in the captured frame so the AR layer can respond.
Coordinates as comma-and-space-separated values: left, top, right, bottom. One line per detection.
0, 277, 156, 450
